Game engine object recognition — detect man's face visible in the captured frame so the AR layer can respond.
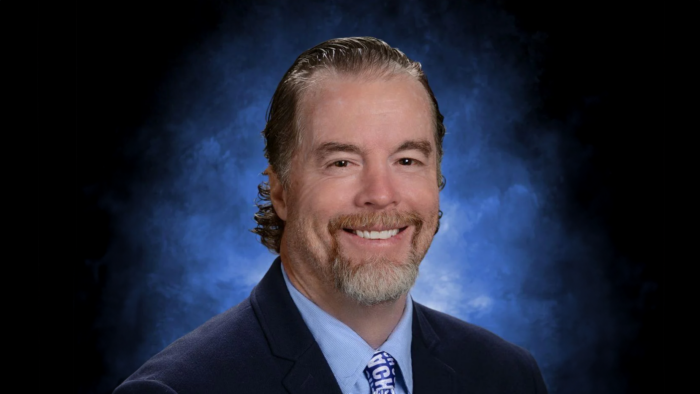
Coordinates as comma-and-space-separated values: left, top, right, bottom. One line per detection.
272, 74, 440, 305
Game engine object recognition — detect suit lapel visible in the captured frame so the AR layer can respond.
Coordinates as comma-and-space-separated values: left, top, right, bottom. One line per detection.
249, 258, 343, 394
281, 344, 344, 394
411, 301, 457, 394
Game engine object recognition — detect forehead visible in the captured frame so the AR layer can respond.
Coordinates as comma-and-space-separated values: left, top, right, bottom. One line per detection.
297, 74, 434, 150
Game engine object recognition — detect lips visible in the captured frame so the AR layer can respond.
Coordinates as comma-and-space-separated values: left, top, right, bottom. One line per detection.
329, 212, 422, 233
342, 227, 407, 240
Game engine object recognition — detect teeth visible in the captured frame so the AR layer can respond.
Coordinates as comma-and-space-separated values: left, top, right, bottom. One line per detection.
353, 229, 400, 240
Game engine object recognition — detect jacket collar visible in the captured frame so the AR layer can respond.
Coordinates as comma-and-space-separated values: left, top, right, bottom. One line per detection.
411, 300, 458, 393
249, 257, 343, 394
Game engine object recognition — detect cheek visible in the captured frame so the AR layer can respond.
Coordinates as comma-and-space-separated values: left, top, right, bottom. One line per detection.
290, 185, 344, 233
403, 179, 440, 209
296, 176, 353, 210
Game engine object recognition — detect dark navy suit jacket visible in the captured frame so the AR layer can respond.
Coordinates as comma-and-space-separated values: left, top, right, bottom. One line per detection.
114, 258, 548, 393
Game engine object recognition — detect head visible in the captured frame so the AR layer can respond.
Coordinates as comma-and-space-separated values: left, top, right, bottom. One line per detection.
252, 37, 446, 305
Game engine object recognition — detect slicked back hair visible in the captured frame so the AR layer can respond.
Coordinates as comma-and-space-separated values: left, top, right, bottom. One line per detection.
253, 37, 446, 254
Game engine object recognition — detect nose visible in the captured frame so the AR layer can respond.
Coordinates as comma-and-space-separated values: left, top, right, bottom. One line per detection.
353, 163, 400, 209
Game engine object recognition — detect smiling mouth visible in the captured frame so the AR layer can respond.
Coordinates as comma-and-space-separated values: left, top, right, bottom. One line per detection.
342, 227, 408, 240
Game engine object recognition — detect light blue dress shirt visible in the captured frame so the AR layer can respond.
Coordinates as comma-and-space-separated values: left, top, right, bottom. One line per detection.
281, 264, 414, 394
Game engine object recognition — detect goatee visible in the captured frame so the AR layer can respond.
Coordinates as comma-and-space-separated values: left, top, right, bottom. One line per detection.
326, 211, 427, 306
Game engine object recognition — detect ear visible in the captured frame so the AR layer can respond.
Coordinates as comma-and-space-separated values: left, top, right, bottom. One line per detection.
266, 166, 288, 221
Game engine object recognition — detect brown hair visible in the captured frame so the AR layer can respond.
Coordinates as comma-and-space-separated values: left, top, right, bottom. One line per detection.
252, 37, 446, 253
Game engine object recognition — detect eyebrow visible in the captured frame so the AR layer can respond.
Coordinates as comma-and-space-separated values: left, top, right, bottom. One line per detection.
313, 139, 433, 161
314, 142, 362, 161
395, 139, 433, 158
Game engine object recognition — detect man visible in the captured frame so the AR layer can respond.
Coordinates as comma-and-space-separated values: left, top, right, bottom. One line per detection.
115, 37, 548, 394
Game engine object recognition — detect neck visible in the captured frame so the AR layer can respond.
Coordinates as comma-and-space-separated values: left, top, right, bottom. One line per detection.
328, 293, 408, 350
281, 254, 407, 350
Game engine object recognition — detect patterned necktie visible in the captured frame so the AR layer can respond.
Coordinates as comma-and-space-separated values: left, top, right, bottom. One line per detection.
364, 350, 398, 394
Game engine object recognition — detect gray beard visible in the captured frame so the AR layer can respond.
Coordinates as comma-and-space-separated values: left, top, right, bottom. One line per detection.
327, 227, 426, 306
330, 250, 420, 306
284, 210, 435, 306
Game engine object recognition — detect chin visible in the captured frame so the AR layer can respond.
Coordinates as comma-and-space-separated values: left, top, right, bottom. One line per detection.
331, 252, 420, 306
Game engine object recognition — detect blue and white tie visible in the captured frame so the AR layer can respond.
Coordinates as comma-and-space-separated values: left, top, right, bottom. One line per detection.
364, 350, 398, 394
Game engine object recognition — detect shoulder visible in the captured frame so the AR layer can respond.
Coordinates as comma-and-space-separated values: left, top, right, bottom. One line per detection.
114, 298, 284, 394
413, 302, 547, 392
415, 301, 531, 360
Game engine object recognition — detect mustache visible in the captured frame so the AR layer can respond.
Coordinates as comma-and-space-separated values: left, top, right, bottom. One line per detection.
328, 211, 424, 234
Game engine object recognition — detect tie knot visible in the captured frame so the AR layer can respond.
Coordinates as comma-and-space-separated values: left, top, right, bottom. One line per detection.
364, 350, 397, 394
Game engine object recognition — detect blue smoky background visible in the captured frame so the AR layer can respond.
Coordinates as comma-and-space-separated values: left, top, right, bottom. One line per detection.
76, 0, 663, 393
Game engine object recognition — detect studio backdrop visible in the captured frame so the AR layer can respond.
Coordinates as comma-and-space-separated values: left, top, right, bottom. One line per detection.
77, 1, 663, 393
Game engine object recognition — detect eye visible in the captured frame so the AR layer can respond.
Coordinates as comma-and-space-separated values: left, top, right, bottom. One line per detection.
332, 160, 349, 168
398, 158, 417, 166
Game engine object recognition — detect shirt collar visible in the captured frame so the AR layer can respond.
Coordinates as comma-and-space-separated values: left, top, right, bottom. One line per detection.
281, 263, 413, 394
